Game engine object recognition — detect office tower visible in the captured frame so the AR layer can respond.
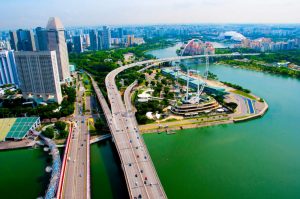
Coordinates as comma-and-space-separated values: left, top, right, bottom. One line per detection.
0, 50, 19, 86
67, 41, 73, 53
16, 29, 36, 51
9, 31, 18, 51
9, 29, 36, 51
73, 35, 83, 53
89, 30, 98, 51
35, 27, 48, 51
14, 51, 62, 103
97, 30, 103, 50
118, 28, 124, 38
46, 17, 70, 82
102, 26, 111, 50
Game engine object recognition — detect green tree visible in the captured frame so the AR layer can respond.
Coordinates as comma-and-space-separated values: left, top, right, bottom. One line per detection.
58, 130, 68, 139
55, 121, 67, 131
42, 127, 55, 139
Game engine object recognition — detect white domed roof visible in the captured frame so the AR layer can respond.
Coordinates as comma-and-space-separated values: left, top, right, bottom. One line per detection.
46, 17, 64, 30
220, 31, 246, 41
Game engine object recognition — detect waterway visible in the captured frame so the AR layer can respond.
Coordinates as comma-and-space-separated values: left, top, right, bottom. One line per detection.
0, 148, 51, 199
90, 140, 129, 199
143, 45, 300, 198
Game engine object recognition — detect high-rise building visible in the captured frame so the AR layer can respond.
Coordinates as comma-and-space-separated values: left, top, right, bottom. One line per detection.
35, 27, 48, 51
14, 51, 62, 103
126, 35, 135, 46
118, 28, 124, 38
10, 29, 36, 51
46, 17, 70, 82
67, 41, 73, 53
73, 35, 83, 53
89, 30, 98, 51
0, 50, 19, 86
102, 26, 111, 50
97, 30, 103, 50
17, 29, 36, 51
9, 31, 18, 51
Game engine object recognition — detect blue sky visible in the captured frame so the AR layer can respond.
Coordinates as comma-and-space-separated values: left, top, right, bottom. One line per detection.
2, 0, 300, 29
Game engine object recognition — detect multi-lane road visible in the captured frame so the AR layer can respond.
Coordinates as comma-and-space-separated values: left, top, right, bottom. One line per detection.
59, 78, 90, 199
104, 63, 167, 199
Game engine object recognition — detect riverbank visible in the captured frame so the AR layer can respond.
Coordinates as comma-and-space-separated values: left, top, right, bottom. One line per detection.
216, 61, 300, 79
139, 119, 233, 134
0, 139, 36, 151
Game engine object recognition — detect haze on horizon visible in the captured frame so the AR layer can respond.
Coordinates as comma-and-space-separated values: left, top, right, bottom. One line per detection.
2, 0, 300, 29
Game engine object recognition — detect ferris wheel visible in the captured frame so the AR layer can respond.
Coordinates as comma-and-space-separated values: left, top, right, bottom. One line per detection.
177, 39, 210, 103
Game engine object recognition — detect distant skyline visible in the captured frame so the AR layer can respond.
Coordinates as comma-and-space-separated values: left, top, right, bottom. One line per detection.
2, 0, 300, 29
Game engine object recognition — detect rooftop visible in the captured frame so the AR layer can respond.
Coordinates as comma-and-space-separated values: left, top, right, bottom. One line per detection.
0, 117, 40, 141
46, 17, 64, 30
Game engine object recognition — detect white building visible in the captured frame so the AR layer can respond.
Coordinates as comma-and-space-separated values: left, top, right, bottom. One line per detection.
14, 51, 63, 103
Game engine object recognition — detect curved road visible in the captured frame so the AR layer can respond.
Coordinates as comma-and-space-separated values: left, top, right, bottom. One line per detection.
95, 53, 259, 199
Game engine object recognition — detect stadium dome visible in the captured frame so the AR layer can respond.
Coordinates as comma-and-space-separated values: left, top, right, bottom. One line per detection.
219, 31, 246, 41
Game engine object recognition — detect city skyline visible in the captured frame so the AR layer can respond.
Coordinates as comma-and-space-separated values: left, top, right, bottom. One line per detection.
2, 0, 300, 29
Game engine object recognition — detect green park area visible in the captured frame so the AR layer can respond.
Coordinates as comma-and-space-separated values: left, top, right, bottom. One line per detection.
215, 49, 300, 78
42, 121, 69, 140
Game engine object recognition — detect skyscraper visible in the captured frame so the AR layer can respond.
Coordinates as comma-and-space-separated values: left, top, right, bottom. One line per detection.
10, 29, 36, 51
0, 50, 19, 86
46, 17, 70, 82
14, 51, 62, 103
89, 30, 98, 51
97, 30, 103, 50
35, 27, 48, 51
9, 31, 18, 51
118, 28, 124, 38
102, 26, 111, 50
73, 35, 83, 53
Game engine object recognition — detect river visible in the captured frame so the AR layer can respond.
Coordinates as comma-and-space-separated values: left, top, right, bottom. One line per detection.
0, 148, 50, 199
143, 45, 300, 198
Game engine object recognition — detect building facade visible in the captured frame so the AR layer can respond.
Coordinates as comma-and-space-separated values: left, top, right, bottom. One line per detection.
14, 51, 62, 103
73, 35, 83, 53
10, 29, 36, 51
97, 30, 103, 50
89, 30, 98, 51
9, 31, 18, 51
46, 17, 70, 82
35, 27, 49, 51
102, 26, 111, 50
0, 50, 19, 86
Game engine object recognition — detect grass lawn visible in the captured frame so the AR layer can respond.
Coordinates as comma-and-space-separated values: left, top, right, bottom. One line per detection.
231, 90, 257, 100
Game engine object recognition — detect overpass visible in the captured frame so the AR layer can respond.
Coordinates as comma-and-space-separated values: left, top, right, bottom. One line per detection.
89, 53, 259, 199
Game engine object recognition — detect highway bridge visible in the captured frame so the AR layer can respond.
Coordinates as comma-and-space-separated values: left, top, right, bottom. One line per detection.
88, 53, 259, 199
